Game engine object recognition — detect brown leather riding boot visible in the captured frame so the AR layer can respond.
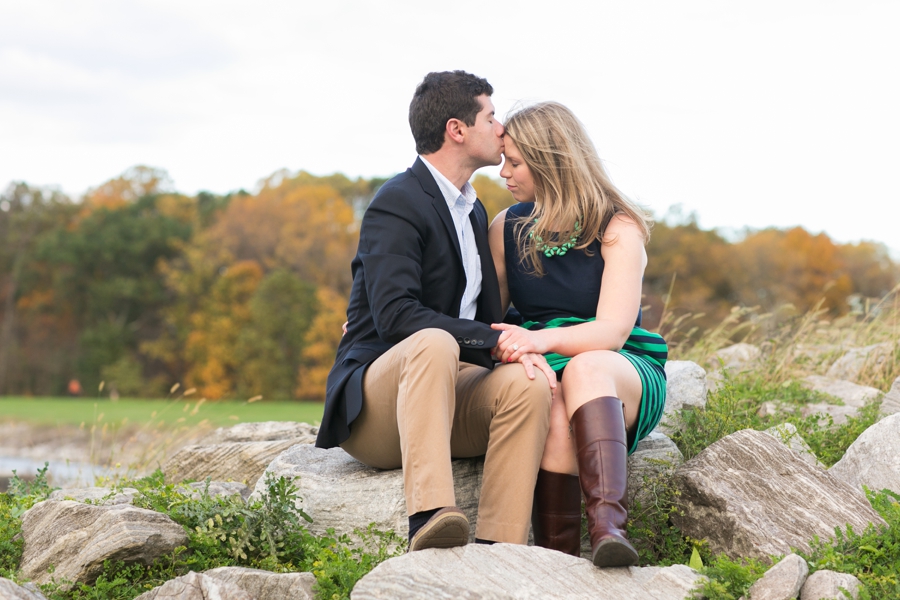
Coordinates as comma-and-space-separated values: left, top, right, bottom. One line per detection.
571, 396, 639, 567
531, 468, 582, 556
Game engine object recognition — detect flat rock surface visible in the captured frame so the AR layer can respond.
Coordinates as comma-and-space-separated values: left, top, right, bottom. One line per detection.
802, 376, 881, 407
134, 571, 251, 600
20, 500, 187, 585
0, 578, 47, 599
351, 544, 704, 600
163, 439, 299, 487
800, 570, 861, 600
205, 567, 316, 600
255, 444, 482, 541
672, 429, 885, 560
746, 554, 808, 600
658, 360, 707, 432
800, 403, 862, 426
199, 421, 318, 445
829, 412, 900, 494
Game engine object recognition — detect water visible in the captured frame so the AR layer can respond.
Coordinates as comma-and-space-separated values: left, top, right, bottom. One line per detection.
0, 456, 106, 491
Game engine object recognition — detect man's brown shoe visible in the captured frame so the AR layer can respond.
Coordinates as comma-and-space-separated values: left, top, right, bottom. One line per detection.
408, 507, 469, 552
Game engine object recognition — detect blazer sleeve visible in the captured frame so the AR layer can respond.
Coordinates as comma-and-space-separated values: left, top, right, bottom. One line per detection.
359, 189, 501, 352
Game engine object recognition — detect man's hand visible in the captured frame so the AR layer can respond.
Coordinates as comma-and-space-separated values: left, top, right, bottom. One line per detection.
342, 321, 348, 336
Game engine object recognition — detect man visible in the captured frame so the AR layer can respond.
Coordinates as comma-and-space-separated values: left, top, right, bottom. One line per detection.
315, 71, 553, 550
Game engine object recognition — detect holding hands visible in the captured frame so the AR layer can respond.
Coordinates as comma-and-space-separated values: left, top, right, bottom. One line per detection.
491, 323, 556, 390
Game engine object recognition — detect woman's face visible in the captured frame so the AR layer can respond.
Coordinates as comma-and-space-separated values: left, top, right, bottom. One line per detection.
500, 136, 536, 203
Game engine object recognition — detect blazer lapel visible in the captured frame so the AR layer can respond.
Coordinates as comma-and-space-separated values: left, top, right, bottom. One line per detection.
471, 203, 502, 324
411, 158, 463, 264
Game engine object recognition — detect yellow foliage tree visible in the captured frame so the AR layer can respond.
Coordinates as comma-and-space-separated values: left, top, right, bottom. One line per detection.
296, 287, 348, 400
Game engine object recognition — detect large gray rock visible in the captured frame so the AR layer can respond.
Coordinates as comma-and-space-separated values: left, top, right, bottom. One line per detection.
162, 422, 318, 488
715, 343, 762, 371
351, 544, 704, 600
162, 439, 298, 487
199, 421, 318, 445
746, 553, 808, 600
802, 376, 881, 408
134, 571, 251, 600
658, 360, 707, 432
799, 570, 861, 599
0, 578, 47, 599
20, 500, 187, 585
255, 444, 483, 541
763, 423, 822, 467
628, 431, 684, 502
205, 567, 316, 600
830, 412, 900, 494
826, 343, 894, 381
48, 487, 138, 505
672, 429, 885, 560
881, 377, 900, 416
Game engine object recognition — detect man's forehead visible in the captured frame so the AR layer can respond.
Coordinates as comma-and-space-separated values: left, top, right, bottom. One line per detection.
478, 95, 495, 114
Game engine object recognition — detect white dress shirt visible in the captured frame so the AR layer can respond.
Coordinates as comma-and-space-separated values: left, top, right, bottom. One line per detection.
419, 156, 482, 320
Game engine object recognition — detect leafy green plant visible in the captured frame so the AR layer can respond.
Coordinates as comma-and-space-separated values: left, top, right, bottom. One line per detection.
799, 489, 900, 599
693, 554, 770, 600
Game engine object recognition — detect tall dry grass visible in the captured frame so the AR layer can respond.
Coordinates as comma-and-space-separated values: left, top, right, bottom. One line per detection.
660, 285, 900, 391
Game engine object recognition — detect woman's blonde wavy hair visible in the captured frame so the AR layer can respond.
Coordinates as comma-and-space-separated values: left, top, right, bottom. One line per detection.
504, 101, 652, 276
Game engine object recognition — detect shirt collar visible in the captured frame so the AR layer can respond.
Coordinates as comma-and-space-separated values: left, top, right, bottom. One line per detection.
419, 155, 477, 211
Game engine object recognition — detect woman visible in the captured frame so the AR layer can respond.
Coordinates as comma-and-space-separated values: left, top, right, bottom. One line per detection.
488, 102, 667, 567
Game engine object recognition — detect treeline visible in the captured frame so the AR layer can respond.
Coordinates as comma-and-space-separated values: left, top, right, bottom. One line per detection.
0, 166, 896, 399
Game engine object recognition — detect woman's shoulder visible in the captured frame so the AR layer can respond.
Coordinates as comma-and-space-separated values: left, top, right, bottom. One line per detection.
506, 202, 535, 219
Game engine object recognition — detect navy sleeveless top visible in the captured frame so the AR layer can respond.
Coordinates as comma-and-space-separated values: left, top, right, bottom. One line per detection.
503, 202, 641, 327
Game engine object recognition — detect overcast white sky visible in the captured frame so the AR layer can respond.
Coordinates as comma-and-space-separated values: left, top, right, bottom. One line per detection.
1, 0, 898, 253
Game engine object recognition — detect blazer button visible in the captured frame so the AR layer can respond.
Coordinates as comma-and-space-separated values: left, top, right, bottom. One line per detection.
456, 337, 463, 344
477, 340, 484, 346
464, 338, 471, 344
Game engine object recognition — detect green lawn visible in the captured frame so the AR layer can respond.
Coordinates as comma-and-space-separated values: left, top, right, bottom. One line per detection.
0, 397, 324, 429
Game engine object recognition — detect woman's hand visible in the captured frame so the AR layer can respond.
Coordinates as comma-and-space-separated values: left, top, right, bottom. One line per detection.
515, 352, 557, 390
491, 323, 549, 364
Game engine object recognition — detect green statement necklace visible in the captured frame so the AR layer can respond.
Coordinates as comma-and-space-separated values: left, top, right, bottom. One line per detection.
530, 219, 581, 257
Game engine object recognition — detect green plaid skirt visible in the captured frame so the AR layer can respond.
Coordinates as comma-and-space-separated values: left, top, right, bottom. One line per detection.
521, 317, 668, 455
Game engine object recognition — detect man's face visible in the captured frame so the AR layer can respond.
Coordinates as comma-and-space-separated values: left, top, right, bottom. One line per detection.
464, 95, 505, 168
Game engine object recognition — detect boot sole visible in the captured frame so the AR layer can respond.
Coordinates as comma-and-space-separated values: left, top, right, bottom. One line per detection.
592, 537, 639, 567
408, 509, 469, 552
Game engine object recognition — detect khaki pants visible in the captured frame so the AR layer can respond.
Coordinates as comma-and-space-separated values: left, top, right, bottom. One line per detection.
340, 328, 552, 543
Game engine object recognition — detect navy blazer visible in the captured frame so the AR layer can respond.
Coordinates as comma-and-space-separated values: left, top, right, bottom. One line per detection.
315, 158, 503, 449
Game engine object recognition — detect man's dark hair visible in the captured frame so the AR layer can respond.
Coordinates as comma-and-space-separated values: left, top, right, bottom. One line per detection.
409, 71, 493, 155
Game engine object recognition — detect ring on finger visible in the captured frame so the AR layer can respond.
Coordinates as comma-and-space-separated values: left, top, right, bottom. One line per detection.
512, 344, 519, 351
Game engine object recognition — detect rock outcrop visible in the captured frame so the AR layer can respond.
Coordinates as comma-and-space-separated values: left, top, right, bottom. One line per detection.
162, 421, 319, 487
746, 553, 808, 600
799, 570, 861, 600
134, 571, 251, 600
351, 544, 704, 600
658, 361, 708, 433
671, 429, 885, 560
0, 578, 47, 599
20, 500, 187, 585
826, 343, 894, 381
802, 376, 881, 408
829, 412, 900, 494
254, 444, 482, 541
48, 487, 138, 505
881, 376, 900, 416
204, 567, 316, 600
763, 423, 822, 467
